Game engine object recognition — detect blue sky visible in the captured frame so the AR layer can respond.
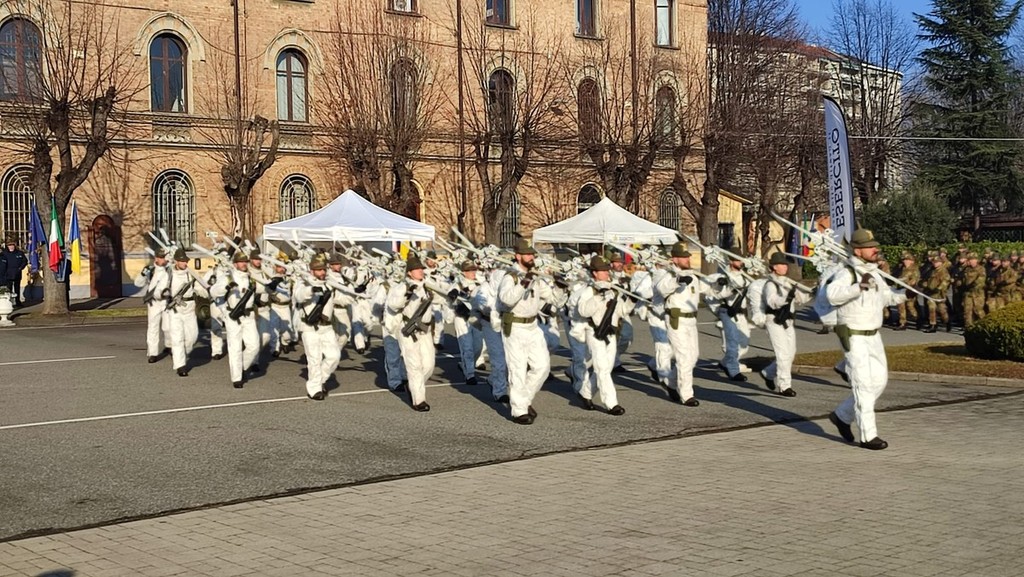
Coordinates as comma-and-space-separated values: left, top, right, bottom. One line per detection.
795, 0, 935, 37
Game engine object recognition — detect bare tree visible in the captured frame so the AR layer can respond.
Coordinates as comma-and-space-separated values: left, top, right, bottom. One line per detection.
0, 0, 142, 314
703, 0, 804, 251
561, 29, 694, 209
320, 2, 442, 219
194, 36, 279, 239
827, 0, 917, 203
451, 0, 563, 245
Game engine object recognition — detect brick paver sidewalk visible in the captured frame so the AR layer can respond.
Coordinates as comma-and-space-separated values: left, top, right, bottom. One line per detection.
3, 395, 1022, 577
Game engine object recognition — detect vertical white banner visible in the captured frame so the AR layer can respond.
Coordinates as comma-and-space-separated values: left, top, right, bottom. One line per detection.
823, 96, 855, 244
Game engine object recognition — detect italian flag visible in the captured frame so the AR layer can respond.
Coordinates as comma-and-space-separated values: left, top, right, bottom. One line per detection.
48, 199, 63, 273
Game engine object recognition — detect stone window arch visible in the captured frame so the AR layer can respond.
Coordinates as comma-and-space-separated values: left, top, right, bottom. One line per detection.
0, 18, 41, 102
0, 164, 33, 247
152, 169, 196, 245
276, 49, 308, 122
279, 174, 317, 220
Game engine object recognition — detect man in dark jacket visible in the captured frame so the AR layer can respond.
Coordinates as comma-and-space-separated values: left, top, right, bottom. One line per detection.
2, 235, 29, 306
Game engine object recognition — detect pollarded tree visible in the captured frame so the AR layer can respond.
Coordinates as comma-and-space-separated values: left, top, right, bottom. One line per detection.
915, 0, 1024, 227
0, 0, 142, 314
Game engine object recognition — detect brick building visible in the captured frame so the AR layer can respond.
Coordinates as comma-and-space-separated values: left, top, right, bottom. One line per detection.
0, 0, 707, 297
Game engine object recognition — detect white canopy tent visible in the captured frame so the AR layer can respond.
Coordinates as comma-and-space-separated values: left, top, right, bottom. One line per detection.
262, 189, 435, 243
532, 197, 680, 245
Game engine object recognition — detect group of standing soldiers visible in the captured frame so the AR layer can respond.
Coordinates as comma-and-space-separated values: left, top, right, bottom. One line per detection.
892, 246, 1022, 332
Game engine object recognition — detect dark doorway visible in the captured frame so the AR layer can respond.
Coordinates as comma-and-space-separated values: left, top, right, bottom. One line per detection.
90, 215, 122, 297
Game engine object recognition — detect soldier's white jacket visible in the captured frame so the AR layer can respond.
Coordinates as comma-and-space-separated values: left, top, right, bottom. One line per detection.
166, 267, 209, 315
134, 263, 170, 309
655, 265, 702, 314
210, 268, 256, 320
497, 265, 554, 318
577, 281, 626, 332
326, 269, 356, 308
826, 258, 907, 331
292, 275, 336, 330
386, 278, 434, 329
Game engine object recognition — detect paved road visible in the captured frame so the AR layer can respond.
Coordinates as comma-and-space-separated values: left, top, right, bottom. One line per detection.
1, 394, 1022, 576
0, 312, 995, 542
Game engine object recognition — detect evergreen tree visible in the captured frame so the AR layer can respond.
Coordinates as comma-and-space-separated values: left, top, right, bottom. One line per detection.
915, 0, 1024, 224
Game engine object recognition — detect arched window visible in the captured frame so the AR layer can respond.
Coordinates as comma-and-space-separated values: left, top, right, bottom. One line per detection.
279, 174, 317, 220
390, 58, 418, 132
577, 0, 597, 37
659, 189, 681, 232
577, 184, 601, 214
501, 191, 519, 249
655, 85, 676, 143
577, 78, 601, 144
0, 18, 41, 102
0, 165, 33, 247
150, 34, 188, 112
655, 0, 674, 47
276, 49, 307, 122
152, 169, 196, 245
488, 69, 515, 135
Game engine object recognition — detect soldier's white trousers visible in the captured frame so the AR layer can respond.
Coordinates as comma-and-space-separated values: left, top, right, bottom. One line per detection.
503, 323, 551, 418
145, 304, 169, 357
209, 305, 226, 356
763, 321, 796, 392
168, 310, 198, 370
647, 315, 674, 384
398, 330, 436, 406
562, 316, 589, 392
256, 307, 272, 350
332, 307, 351, 351
718, 310, 750, 377
351, 299, 375, 351
582, 332, 619, 409
835, 333, 888, 442
269, 304, 294, 353
541, 317, 560, 352
225, 314, 259, 383
479, 322, 508, 399
665, 318, 699, 401
302, 323, 341, 397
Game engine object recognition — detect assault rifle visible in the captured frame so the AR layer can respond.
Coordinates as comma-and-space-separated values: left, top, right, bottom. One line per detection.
302, 286, 332, 326
401, 289, 435, 339
228, 281, 256, 321
592, 292, 617, 343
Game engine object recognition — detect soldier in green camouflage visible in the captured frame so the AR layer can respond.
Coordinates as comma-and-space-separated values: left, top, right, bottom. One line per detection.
950, 250, 968, 325
894, 252, 920, 331
961, 253, 986, 328
920, 252, 951, 333
992, 255, 1019, 309
1011, 251, 1022, 303
985, 254, 1005, 313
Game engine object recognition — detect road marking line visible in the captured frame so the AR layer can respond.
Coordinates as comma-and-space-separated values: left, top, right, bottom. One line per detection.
0, 382, 466, 431
0, 356, 116, 367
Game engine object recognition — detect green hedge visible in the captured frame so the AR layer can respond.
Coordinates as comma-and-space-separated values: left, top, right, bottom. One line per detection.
965, 302, 1024, 362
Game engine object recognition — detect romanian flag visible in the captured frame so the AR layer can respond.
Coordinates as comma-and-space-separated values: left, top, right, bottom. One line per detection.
68, 200, 82, 274
48, 198, 64, 273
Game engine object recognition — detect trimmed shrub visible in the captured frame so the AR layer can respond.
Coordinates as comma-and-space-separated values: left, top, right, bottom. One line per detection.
965, 302, 1024, 362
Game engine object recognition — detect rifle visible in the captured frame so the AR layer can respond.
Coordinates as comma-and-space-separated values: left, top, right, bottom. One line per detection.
592, 292, 617, 343
228, 280, 256, 321
401, 289, 435, 339
302, 286, 332, 326
725, 286, 748, 318
167, 276, 193, 311
768, 286, 797, 326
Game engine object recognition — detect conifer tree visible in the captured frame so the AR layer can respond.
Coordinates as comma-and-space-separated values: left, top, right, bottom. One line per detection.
915, 0, 1024, 226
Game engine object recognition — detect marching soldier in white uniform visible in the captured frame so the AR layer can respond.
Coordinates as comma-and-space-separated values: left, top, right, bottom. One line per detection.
826, 229, 907, 450
134, 247, 171, 363
166, 248, 208, 376
761, 253, 813, 396
386, 255, 435, 412
203, 250, 230, 360
654, 242, 702, 406
472, 262, 510, 402
706, 253, 751, 381
267, 255, 294, 357
497, 239, 554, 424
608, 252, 633, 373
327, 252, 355, 354
453, 260, 483, 387
576, 255, 626, 415
248, 250, 273, 353
210, 251, 261, 388
293, 256, 341, 400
